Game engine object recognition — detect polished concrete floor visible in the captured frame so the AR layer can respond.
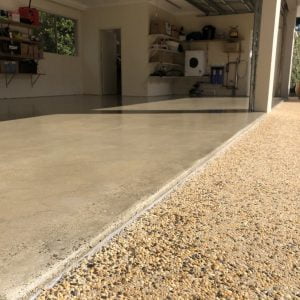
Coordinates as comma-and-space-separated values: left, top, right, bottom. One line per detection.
0, 95, 249, 121
0, 95, 262, 299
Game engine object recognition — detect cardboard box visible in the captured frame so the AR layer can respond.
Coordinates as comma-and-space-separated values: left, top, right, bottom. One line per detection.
21, 43, 29, 57
0, 61, 18, 73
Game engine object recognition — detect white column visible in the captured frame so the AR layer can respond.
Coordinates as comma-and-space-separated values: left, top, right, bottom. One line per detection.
254, 0, 282, 112
280, 7, 297, 98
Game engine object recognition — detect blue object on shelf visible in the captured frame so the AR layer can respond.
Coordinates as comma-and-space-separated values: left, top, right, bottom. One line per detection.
211, 66, 225, 85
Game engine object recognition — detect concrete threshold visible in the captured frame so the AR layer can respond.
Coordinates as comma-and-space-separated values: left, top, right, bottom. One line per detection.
26, 111, 268, 300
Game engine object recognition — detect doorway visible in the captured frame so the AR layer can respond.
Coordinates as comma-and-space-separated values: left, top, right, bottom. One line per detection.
100, 29, 122, 96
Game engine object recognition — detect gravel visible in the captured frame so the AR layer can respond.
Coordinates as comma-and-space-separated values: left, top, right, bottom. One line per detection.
38, 102, 300, 300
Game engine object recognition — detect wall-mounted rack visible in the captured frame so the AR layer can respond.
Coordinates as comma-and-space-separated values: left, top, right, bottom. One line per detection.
0, 18, 40, 30
0, 18, 44, 88
1, 72, 46, 88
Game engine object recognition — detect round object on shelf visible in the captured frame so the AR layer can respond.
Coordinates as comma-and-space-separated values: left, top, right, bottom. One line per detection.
166, 40, 179, 51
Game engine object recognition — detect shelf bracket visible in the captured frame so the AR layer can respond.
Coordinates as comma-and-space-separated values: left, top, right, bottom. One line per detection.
31, 73, 42, 87
5, 73, 16, 88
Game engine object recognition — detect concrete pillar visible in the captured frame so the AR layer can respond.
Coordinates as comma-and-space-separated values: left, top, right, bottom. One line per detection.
254, 0, 282, 112
280, 6, 297, 98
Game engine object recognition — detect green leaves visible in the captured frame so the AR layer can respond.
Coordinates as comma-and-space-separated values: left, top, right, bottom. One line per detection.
291, 36, 300, 87
37, 11, 77, 56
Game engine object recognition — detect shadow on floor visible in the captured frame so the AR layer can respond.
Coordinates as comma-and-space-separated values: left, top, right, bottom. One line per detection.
0, 95, 250, 121
88, 109, 249, 114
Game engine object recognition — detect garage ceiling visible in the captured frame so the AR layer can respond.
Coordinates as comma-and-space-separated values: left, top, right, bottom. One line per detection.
185, 0, 255, 15
53, 0, 255, 15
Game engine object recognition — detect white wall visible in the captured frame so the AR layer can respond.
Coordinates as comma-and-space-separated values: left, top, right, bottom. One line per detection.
82, 3, 149, 97
0, 0, 83, 99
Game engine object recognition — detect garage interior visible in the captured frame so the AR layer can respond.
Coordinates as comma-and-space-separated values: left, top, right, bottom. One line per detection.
0, 0, 298, 299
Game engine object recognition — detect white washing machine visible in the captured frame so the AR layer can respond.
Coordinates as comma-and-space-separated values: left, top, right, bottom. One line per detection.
185, 50, 206, 77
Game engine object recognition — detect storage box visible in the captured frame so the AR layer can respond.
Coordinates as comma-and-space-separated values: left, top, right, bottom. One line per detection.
224, 41, 241, 53
21, 43, 29, 57
150, 20, 172, 36
0, 61, 18, 73
19, 7, 40, 26
11, 11, 20, 23
19, 60, 37, 73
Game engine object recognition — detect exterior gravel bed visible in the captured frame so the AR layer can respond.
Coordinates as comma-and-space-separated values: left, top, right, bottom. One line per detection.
39, 102, 300, 300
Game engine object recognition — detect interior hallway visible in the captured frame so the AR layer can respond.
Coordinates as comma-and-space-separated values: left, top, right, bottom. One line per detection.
0, 96, 261, 299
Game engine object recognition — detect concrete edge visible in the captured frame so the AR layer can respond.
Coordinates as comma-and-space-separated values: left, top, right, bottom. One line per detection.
22, 112, 268, 300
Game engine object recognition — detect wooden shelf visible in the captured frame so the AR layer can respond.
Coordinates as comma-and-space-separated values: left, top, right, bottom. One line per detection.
149, 76, 209, 79
150, 76, 184, 79
0, 18, 40, 30
149, 48, 183, 55
183, 39, 226, 44
0, 53, 41, 61
149, 34, 180, 42
183, 39, 243, 44
149, 62, 183, 67
0, 36, 40, 45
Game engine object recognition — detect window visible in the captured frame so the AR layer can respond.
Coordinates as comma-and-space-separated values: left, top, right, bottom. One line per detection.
38, 11, 77, 56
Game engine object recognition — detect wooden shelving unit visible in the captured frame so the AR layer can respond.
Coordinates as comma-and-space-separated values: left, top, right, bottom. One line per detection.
0, 18, 44, 87
0, 36, 40, 45
149, 48, 182, 55
149, 32, 184, 79
149, 62, 183, 67
0, 18, 39, 30
0, 52, 37, 60
0, 71, 46, 87
149, 34, 180, 42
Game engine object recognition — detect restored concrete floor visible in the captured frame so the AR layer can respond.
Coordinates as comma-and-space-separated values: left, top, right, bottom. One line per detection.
0, 96, 261, 299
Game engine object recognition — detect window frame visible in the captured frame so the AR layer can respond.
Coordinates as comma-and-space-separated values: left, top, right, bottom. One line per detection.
38, 10, 79, 57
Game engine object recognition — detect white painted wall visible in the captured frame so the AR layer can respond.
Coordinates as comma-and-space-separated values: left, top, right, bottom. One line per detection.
82, 3, 149, 97
0, 0, 83, 99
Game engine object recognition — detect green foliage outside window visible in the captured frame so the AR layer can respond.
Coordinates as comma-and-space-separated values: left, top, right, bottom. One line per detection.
291, 35, 300, 88
37, 11, 77, 56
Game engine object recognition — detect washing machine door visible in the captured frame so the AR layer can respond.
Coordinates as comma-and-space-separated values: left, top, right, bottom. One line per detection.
185, 50, 206, 77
